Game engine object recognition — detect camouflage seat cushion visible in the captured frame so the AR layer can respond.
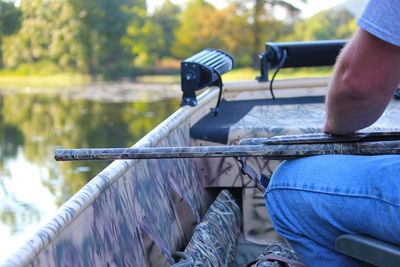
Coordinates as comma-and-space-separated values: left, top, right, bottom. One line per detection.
171, 190, 241, 267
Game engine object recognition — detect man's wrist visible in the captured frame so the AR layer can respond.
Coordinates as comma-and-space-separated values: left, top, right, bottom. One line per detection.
323, 121, 354, 135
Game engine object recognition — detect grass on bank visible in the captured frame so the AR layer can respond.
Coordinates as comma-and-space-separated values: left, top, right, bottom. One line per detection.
0, 62, 91, 89
0, 65, 333, 89
136, 67, 333, 84
0, 73, 91, 89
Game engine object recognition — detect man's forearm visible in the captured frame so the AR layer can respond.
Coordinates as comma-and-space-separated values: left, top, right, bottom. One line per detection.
324, 59, 393, 134
324, 29, 400, 135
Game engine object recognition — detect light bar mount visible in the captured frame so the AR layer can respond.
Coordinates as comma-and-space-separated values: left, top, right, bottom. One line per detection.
180, 49, 235, 116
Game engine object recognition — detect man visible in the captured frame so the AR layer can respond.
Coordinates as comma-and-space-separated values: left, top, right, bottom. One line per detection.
265, 1, 400, 266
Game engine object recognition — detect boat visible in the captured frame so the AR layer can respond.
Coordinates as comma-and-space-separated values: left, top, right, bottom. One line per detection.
3, 41, 400, 266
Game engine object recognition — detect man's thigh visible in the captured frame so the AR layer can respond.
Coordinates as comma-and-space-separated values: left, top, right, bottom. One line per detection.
265, 154, 400, 247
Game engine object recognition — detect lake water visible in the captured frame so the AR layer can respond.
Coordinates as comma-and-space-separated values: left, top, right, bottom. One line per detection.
0, 83, 181, 261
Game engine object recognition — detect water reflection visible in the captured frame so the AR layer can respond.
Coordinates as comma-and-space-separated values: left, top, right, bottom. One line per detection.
0, 89, 180, 259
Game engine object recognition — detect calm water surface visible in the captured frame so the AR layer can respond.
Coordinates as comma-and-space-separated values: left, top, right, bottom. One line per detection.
0, 85, 180, 261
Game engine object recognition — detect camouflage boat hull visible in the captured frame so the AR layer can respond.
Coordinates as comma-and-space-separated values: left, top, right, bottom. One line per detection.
4, 78, 400, 266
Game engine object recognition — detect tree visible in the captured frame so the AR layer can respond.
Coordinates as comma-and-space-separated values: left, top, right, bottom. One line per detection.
217, 4, 254, 67
152, 1, 180, 60
284, 9, 355, 41
227, 0, 306, 67
171, 0, 226, 59
71, 0, 147, 79
4, 0, 147, 79
125, 0, 180, 67
0, 0, 21, 67
3, 0, 80, 70
335, 17, 357, 39
46, 1, 86, 71
170, 0, 298, 67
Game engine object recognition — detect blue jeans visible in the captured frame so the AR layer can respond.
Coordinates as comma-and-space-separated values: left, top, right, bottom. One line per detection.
265, 155, 400, 266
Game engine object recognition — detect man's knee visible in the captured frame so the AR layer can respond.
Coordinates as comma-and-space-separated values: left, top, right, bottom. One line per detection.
267, 158, 311, 190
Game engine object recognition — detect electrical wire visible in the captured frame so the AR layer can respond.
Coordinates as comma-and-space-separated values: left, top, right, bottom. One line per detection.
269, 49, 288, 100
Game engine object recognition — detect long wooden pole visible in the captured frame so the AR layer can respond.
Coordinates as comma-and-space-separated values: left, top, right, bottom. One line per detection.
55, 132, 400, 161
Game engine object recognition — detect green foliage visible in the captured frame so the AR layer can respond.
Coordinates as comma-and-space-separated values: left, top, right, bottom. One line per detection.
4, 0, 147, 79
172, 0, 223, 59
0, 0, 21, 36
125, 0, 180, 67
171, 0, 292, 67
0, 1, 21, 67
71, 0, 146, 78
4, 0, 82, 69
7, 0, 52, 64
224, 0, 305, 67
0, 0, 358, 80
284, 9, 355, 41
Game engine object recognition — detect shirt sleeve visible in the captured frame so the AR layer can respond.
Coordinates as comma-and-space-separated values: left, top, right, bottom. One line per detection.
357, 0, 400, 46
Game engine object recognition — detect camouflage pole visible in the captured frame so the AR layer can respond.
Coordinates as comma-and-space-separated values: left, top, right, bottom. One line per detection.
239, 131, 400, 145
55, 132, 400, 161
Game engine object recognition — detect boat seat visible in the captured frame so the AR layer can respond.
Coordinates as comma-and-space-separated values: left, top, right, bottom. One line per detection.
335, 234, 400, 266
171, 190, 241, 266
191, 97, 400, 145
191, 97, 325, 144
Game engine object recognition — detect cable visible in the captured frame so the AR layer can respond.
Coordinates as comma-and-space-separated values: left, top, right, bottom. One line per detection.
269, 49, 287, 100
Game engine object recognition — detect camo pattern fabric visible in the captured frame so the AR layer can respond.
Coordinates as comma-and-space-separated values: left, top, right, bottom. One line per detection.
197, 99, 400, 188
229, 99, 400, 143
3, 118, 209, 267
172, 190, 241, 267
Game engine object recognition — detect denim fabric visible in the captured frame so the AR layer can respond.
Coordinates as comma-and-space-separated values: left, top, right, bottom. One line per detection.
265, 155, 400, 267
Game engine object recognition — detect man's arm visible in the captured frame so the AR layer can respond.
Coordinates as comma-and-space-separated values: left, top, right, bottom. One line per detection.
324, 28, 400, 135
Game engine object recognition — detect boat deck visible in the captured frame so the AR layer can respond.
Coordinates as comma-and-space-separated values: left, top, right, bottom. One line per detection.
192, 94, 400, 147
191, 96, 325, 144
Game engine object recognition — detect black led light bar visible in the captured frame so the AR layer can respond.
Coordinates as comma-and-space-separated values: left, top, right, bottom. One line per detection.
258, 40, 347, 81
180, 49, 234, 114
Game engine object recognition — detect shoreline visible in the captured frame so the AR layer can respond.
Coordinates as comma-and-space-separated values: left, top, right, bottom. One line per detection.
0, 81, 182, 103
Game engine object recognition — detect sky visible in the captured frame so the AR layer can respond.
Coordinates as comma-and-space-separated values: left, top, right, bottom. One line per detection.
295, 0, 347, 17
148, 0, 348, 18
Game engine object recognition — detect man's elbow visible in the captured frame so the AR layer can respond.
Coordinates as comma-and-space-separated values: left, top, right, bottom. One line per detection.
335, 60, 377, 101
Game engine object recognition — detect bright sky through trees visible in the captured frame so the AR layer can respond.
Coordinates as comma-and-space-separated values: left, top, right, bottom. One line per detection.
148, 0, 348, 17
298, 0, 347, 17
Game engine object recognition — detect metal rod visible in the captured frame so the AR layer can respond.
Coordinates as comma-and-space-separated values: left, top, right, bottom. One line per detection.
55, 140, 400, 161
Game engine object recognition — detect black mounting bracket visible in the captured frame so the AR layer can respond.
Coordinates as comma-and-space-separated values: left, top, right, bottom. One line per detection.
180, 49, 235, 116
